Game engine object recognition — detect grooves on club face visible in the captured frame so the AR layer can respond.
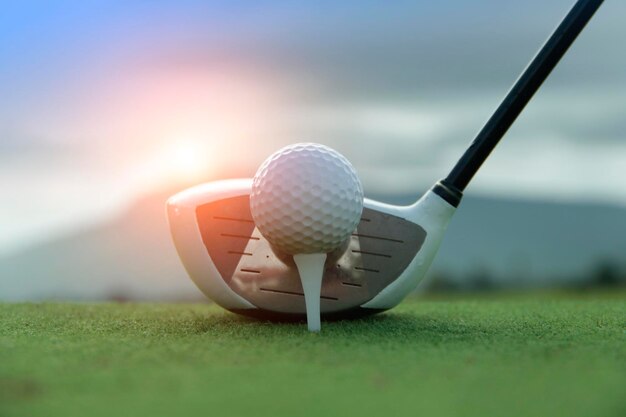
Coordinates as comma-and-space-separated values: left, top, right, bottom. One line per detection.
196, 195, 427, 318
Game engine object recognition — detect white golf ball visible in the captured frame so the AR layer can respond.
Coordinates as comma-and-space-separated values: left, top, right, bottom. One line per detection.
250, 143, 364, 254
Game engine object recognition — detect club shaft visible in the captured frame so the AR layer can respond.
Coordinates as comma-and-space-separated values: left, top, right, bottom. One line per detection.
441, 0, 604, 194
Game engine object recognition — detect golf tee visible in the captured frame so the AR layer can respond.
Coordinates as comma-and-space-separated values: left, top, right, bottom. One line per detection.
293, 253, 327, 332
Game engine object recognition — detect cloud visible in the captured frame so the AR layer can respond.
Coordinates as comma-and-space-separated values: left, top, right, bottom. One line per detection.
273, 86, 626, 202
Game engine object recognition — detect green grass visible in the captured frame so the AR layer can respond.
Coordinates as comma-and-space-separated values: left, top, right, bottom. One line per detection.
1, 292, 625, 417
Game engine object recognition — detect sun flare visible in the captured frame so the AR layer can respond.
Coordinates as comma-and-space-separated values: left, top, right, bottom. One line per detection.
170, 141, 207, 177
141, 137, 214, 188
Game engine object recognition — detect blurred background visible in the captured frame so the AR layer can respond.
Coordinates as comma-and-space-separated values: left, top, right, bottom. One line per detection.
1, 0, 624, 301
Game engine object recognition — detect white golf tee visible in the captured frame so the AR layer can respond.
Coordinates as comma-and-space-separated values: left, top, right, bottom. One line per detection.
293, 253, 327, 332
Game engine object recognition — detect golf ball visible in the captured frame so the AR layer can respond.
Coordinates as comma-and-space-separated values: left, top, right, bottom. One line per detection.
250, 143, 364, 254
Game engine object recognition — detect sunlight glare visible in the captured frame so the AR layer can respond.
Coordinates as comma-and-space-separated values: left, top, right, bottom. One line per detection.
138, 137, 215, 189
170, 140, 206, 178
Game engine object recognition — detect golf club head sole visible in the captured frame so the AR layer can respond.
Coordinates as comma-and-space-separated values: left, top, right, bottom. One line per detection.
167, 179, 455, 319
230, 305, 387, 322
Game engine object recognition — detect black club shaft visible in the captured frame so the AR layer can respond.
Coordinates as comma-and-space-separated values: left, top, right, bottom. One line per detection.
434, 0, 604, 207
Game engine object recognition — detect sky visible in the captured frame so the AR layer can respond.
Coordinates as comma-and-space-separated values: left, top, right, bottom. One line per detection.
0, 0, 624, 255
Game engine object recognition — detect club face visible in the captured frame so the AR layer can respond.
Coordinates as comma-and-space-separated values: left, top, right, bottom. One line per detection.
168, 179, 455, 320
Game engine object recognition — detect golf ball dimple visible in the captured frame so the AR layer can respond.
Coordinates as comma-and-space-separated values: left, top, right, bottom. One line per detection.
250, 143, 364, 254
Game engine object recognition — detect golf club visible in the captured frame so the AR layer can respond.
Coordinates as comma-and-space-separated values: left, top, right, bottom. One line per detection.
167, 0, 604, 320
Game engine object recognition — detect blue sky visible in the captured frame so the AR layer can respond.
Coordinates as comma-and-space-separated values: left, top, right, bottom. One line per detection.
0, 0, 624, 254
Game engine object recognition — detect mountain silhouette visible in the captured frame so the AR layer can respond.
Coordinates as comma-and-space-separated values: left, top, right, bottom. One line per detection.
1, 187, 625, 300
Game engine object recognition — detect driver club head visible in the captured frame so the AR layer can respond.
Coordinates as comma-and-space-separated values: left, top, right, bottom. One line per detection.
167, 179, 455, 320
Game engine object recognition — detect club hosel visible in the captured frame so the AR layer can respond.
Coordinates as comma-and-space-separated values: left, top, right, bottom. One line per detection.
431, 180, 463, 208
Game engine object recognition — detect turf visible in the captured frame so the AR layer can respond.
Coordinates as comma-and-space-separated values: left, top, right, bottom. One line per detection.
1, 292, 624, 417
